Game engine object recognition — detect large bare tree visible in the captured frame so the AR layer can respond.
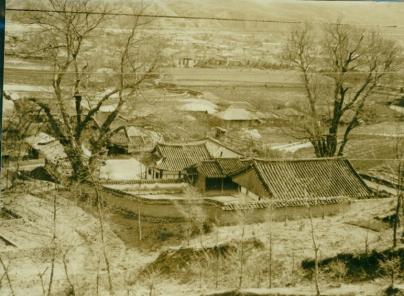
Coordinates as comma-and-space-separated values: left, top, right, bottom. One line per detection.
283, 23, 400, 157
7, 0, 161, 182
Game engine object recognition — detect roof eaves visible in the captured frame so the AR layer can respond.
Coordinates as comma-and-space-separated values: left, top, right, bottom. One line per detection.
249, 160, 274, 197
205, 136, 244, 157
344, 158, 373, 195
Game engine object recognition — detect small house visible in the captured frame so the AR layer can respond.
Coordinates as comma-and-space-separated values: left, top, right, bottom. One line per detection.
232, 158, 372, 204
186, 158, 249, 194
213, 106, 261, 129
24, 132, 72, 179
177, 57, 196, 68
109, 125, 162, 155
143, 138, 243, 180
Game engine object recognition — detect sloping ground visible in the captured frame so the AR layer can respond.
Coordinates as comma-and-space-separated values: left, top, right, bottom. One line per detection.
143, 238, 264, 276
137, 197, 400, 293
0, 180, 400, 295
302, 247, 404, 281
352, 122, 404, 138
0, 191, 157, 296
203, 285, 390, 296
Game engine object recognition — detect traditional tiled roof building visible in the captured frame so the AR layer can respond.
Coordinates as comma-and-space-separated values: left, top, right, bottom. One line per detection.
143, 138, 243, 180
232, 158, 372, 205
186, 158, 250, 193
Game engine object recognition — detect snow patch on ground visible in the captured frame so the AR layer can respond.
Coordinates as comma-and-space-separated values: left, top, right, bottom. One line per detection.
390, 104, 404, 114
5, 58, 52, 70
270, 141, 312, 153
4, 83, 53, 93
99, 159, 146, 180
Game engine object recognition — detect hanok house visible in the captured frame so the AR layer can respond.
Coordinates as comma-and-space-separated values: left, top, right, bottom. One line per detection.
186, 158, 249, 194
232, 158, 372, 204
123, 126, 163, 153
143, 138, 243, 180
213, 105, 261, 129
24, 132, 72, 180
93, 113, 129, 155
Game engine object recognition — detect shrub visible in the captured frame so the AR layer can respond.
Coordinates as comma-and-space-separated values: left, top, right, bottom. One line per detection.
328, 260, 347, 281
157, 228, 173, 241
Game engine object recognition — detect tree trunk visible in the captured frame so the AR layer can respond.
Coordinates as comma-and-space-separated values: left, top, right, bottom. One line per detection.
308, 207, 321, 296
65, 148, 90, 183
311, 135, 338, 158
393, 190, 402, 248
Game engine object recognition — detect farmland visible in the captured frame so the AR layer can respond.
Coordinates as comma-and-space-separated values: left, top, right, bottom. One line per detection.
4, 56, 403, 158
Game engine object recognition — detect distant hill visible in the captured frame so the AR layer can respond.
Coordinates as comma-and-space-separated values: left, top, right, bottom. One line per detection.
8, 0, 404, 27
6, 0, 404, 65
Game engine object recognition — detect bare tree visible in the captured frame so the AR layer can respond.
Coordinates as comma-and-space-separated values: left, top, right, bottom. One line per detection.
47, 192, 58, 296
303, 183, 321, 296
379, 255, 401, 290
7, 0, 162, 182
215, 216, 220, 289
308, 205, 321, 296
238, 212, 246, 289
0, 256, 16, 296
38, 267, 49, 296
283, 22, 400, 157
392, 131, 404, 248
62, 247, 76, 295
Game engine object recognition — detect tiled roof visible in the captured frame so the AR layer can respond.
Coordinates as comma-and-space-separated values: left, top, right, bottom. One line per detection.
197, 160, 222, 177
235, 158, 371, 200
196, 158, 250, 178
220, 196, 351, 211
155, 142, 212, 171
148, 138, 243, 172
25, 133, 67, 163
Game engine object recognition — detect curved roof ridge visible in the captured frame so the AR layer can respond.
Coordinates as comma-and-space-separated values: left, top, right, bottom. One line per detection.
157, 140, 207, 147
204, 136, 244, 156
252, 156, 347, 162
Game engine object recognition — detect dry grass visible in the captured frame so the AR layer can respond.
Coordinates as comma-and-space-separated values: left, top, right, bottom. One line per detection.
134, 198, 399, 293
0, 179, 401, 295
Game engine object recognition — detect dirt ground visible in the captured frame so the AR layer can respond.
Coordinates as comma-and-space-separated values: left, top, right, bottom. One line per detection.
0, 180, 402, 296
0, 185, 158, 295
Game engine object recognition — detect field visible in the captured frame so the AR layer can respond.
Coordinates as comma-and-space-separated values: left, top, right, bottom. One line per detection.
162, 68, 306, 87
4, 55, 403, 162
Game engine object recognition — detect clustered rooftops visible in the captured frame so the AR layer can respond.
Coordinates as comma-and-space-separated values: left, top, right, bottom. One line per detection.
147, 137, 244, 172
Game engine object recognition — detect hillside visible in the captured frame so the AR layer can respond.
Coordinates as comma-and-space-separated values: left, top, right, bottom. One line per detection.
1, 181, 402, 295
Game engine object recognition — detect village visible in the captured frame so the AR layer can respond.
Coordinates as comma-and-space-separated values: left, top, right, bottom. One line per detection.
1, 1, 404, 296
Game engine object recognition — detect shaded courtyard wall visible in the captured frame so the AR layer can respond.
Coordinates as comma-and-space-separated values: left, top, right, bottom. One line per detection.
81, 183, 350, 226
